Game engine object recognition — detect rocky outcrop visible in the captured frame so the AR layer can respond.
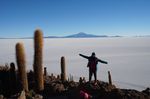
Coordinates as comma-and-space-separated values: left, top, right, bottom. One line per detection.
0, 67, 150, 99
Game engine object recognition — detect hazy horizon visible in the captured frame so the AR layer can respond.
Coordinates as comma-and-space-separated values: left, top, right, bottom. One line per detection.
0, 32, 150, 38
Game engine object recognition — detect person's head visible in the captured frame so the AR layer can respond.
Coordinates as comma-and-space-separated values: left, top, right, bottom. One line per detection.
91, 52, 96, 57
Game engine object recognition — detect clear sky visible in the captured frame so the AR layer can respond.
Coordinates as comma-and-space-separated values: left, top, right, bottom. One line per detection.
0, 0, 150, 37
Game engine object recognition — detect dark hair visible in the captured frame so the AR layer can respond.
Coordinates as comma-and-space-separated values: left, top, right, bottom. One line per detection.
92, 52, 95, 56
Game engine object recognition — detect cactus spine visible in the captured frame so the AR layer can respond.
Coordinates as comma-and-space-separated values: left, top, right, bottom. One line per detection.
108, 71, 112, 85
61, 56, 66, 82
16, 43, 28, 92
33, 29, 44, 91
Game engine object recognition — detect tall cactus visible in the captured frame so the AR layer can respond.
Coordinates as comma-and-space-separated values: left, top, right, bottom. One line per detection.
61, 56, 66, 82
16, 43, 28, 92
108, 71, 112, 85
33, 29, 44, 92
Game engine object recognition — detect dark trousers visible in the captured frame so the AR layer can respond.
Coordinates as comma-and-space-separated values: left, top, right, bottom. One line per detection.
89, 69, 97, 82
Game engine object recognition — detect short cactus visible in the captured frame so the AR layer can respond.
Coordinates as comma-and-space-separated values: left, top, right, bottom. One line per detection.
44, 67, 47, 76
33, 29, 44, 92
16, 43, 28, 92
9, 62, 17, 94
61, 56, 66, 82
108, 71, 112, 85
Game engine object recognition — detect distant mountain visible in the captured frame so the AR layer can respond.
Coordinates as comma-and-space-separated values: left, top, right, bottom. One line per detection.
64, 32, 108, 38
45, 32, 108, 38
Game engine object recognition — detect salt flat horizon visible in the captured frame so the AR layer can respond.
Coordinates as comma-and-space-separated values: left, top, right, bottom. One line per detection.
0, 37, 150, 91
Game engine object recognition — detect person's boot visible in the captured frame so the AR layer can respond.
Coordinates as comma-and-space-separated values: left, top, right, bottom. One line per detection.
94, 80, 97, 85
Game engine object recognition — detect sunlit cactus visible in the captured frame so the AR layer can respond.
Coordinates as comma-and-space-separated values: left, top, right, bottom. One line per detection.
16, 43, 28, 92
33, 29, 44, 92
108, 71, 112, 85
61, 56, 66, 82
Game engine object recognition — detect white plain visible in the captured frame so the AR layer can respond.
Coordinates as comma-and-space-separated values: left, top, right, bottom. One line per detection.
0, 37, 149, 91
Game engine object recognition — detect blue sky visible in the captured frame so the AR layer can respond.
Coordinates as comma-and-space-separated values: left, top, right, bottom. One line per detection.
0, 0, 150, 37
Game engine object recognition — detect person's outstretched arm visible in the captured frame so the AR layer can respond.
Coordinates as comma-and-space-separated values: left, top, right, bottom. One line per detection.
98, 59, 108, 64
79, 54, 89, 59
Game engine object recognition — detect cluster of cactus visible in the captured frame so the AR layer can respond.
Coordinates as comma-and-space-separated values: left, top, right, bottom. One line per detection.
13, 29, 68, 94
0, 28, 69, 97
15, 29, 44, 93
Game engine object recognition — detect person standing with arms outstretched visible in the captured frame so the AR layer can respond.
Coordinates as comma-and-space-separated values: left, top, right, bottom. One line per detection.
79, 52, 108, 83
